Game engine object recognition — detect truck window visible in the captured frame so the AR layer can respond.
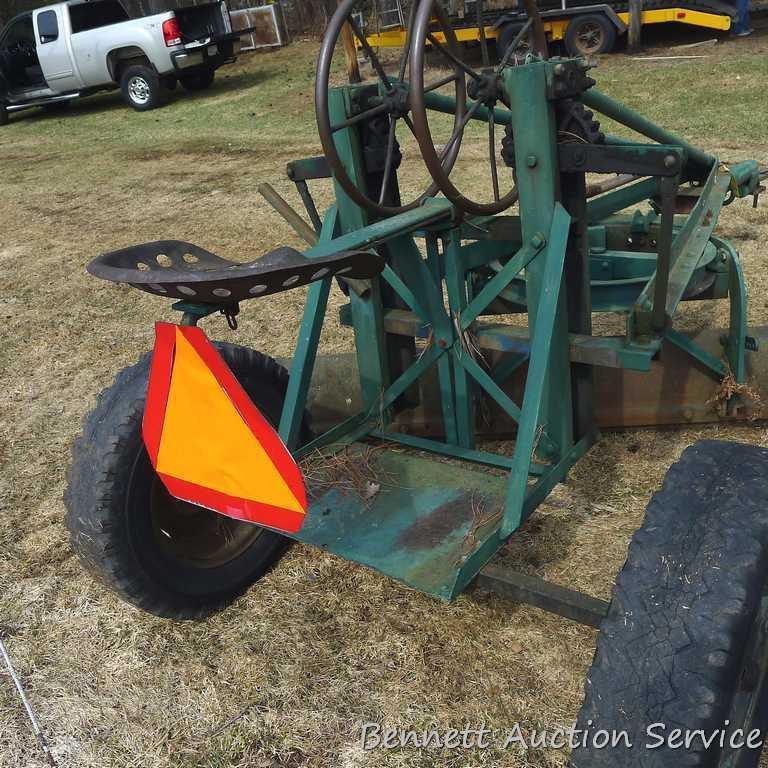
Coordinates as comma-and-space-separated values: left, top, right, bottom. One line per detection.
37, 10, 59, 43
68, 0, 130, 34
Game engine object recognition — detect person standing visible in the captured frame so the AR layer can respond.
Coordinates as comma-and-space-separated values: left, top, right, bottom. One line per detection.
732, 0, 753, 36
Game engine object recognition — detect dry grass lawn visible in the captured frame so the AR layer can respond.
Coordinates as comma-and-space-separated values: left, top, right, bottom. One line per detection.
1, 23, 768, 768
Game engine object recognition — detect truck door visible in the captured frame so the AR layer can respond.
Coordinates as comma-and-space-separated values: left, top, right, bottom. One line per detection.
34, 7, 79, 92
0, 14, 44, 93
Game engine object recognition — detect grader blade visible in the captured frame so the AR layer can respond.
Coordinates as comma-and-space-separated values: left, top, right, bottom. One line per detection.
296, 324, 765, 436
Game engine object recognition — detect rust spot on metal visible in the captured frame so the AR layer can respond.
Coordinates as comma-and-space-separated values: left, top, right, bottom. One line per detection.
396, 495, 475, 551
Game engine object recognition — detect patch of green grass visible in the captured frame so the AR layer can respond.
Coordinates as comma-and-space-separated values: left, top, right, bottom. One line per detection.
0, 41, 326, 180
594, 52, 768, 145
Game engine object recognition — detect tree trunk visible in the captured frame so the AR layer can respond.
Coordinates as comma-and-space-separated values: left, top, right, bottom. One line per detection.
476, 0, 490, 67
628, 0, 643, 53
337, 0, 361, 84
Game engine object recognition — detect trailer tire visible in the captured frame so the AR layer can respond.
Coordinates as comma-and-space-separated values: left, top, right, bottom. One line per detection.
571, 440, 768, 767
497, 22, 534, 63
564, 14, 616, 57
65, 343, 310, 621
120, 64, 168, 111
179, 67, 215, 92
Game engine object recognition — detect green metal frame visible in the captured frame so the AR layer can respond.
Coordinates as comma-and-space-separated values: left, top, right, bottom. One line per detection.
271, 57, 757, 602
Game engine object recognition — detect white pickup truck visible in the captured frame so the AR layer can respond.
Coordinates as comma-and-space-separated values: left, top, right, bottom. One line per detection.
0, 0, 245, 122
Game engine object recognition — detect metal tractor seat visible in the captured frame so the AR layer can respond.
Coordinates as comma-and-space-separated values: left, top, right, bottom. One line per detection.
87, 240, 384, 304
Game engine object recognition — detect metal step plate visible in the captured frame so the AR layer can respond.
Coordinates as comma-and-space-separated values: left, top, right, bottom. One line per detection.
294, 446, 507, 601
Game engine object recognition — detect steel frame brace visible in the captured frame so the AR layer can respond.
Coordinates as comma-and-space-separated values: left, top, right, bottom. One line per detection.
477, 565, 610, 628
274, 59, 752, 602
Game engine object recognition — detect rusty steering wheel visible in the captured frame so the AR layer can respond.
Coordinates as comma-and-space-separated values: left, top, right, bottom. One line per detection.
409, 0, 549, 216
315, 0, 469, 217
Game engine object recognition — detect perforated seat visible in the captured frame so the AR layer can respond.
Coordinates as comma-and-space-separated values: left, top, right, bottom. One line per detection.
87, 240, 384, 304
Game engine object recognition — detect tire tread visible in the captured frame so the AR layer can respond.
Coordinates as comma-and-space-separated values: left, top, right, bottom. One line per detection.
571, 440, 768, 767
65, 343, 303, 620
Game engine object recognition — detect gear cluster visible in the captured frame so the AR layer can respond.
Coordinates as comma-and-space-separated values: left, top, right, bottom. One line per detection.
502, 101, 604, 169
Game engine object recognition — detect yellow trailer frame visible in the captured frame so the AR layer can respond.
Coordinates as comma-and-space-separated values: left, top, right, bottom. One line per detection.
362, 7, 730, 49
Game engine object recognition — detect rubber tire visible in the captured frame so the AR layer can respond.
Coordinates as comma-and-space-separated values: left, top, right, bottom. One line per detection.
120, 64, 168, 111
179, 67, 215, 92
497, 23, 534, 62
564, 14, 617, 57
571, 440, 768, 767
65, 343, 309, 620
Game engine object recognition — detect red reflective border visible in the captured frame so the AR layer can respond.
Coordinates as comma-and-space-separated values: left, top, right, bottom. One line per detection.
141, 322, 307, 534
142, 322, 177, 467
159, 472, 305, 534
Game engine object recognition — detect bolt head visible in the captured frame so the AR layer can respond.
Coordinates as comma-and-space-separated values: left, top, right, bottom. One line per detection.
554, 63, 566, 76
664, 154, 678, 169
526, 154, 538, 168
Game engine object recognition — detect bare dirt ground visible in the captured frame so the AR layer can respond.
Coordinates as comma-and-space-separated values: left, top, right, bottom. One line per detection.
1, 25, 768, 768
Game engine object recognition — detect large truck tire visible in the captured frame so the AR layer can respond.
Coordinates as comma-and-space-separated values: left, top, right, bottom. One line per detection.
497, 22, 534, 62
120, 64, 168, 111
65, 343, 310, 620
564, 14, 617, 56
179, 67, 216, 92
571, 441, 768, 767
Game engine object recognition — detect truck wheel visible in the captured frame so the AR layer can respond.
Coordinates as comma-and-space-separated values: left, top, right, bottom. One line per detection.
65, 343, 310, 620
497, 22, 534, 63
564, 14, 616, 57
179, 67, 216, 92
571, 441, 768, 767
120, 64, 168, 111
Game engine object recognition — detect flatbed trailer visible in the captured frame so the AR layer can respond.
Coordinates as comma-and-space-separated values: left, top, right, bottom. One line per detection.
364, 0, 736, 56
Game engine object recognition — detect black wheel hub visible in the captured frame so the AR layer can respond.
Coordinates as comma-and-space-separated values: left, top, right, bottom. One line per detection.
382, 84, 410, 120
467, 70, 502, 109
149, 478, 263, 569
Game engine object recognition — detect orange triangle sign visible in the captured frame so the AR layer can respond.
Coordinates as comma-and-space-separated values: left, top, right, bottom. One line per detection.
143, 323, 307, 534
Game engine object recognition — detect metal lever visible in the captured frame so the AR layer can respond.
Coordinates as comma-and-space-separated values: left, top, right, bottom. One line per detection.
258, 183, 369, 297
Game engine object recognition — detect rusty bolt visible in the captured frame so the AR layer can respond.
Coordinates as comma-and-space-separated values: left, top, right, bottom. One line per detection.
438, 338, 448, 349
